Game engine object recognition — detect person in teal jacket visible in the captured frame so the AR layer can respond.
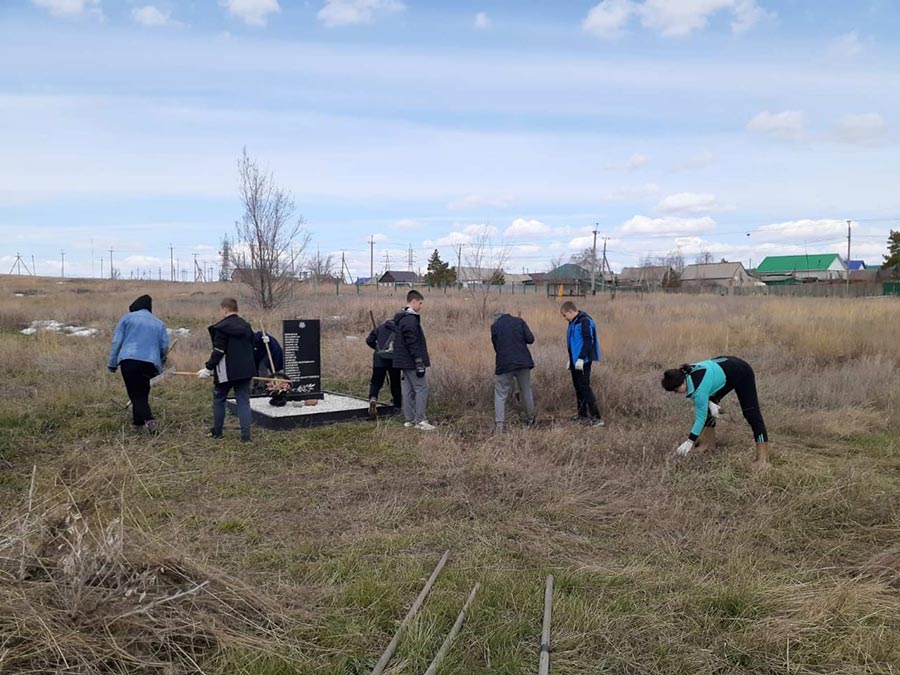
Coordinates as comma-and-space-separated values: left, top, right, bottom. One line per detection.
661, 356, 769, 466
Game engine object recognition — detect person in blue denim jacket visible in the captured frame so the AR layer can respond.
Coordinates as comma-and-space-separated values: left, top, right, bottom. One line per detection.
108, 294, 169, 433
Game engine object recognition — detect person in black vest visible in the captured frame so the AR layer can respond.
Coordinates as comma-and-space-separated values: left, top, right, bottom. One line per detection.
491, 310, 536, 432
365, 318, 401, 417
253, 331, 284, 378
392, 289, 434, 430
198, 297, 256, 442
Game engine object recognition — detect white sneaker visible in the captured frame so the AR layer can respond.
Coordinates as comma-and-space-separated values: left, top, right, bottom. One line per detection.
415, 420, 436, 431
403, 421, 414, 428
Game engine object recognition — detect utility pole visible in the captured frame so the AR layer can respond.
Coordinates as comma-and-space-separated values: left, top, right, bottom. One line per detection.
457, 244, 463, 275
8, 253, 32, 275
91, 238, 95, 278
170, 244, 175, 282
100, 257, 104, 279
590, 224, 599, 294
600, 237, 609, 292
407, 244, 414, 272
60, 250, 65, 278
369, 235, 375, 283
846, 219, 852, 262
109, 248, 114, 280
383, 250, 390, 275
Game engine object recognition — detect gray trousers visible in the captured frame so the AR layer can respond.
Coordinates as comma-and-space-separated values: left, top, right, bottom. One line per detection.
494, 369, 535, 425
401, 370, 429, 423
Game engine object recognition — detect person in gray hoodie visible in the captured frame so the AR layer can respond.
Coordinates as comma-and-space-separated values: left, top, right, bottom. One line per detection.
391, 289, 434, 430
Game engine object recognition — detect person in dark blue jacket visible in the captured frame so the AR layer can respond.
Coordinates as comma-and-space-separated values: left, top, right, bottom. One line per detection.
252, 331, 284, 377
491, 311, 536, 432
365, 319, 401, 416
561, 301, 604, 426
661, 355, 769, 467
108, 294, 169, 433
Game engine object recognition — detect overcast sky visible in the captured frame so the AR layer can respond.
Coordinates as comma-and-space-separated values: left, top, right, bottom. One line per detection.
1, 0, 898, 279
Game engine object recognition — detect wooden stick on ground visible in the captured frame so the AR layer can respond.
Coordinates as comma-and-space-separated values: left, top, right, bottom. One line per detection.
539, 575, 554, 675
370, 549, 450, 675
424, 582, 480, 675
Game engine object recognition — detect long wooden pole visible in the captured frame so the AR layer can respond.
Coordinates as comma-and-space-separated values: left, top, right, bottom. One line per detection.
424, 582, 480, 675
539, 575, 554, 675
370, 550, 450, 675
258, 322, 278, 374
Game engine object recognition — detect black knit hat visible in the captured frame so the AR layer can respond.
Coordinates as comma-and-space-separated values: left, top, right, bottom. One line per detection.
129, 294, 152, 313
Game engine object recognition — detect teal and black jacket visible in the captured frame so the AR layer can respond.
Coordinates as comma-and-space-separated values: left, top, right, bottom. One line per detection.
684, 358, 728, 441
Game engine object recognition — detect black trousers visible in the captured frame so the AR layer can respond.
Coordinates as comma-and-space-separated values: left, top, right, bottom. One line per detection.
369, 366, 402, 407
120, 359, 157, 426
570, 361, 602, 419
706, 356, 768, 443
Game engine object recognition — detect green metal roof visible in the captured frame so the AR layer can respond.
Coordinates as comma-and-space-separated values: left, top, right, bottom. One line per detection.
756, 254, 842, 273
544, 263, 591, 281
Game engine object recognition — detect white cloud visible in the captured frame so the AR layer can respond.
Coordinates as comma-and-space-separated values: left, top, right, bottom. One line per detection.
131, 5, 175, 27
640, 0, 772, 37
582, 0, 635, 39
656, 192, 726, 214
830, 32, 863, 59
756, 219, 849, 242
220, 0, 280, 27
423, 224, 498, 248
504, 218, 551, 238
474, 12, 490, 30
317, 0, 405, 27
372, 233, 389, 243
834, 113, 887, 146
123, 255, 164, 267
606, 152, 649, 171
585, 0, 771, 38
31, 0, 100, 17
620, 214, 716, 234
747, 110, 805, 141
447, 194, 514, 211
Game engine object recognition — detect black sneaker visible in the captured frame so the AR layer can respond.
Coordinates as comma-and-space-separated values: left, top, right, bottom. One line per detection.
590, 417, 606, 427
207, 429, 223, 439
240, 436, 251, 443
143, 420, 159, 436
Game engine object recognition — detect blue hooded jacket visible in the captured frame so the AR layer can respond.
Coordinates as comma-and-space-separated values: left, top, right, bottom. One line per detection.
566, 310, 600, 366
108, 296, 169, 372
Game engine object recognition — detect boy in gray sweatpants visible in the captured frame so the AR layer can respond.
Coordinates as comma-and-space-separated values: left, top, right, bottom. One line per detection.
491, 311, 536, 432
391, 290, 435, 430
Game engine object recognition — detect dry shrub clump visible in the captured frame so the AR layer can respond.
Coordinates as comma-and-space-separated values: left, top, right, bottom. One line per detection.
0, 473, 305, 675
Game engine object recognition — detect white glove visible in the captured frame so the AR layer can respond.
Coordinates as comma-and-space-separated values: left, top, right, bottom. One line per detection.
575, 358, 585, 371
675, 440, 694, 456
261, 334, 270, 344
197, 368, 213, 379
565, 358, 571, 371
708, 401, 721, 418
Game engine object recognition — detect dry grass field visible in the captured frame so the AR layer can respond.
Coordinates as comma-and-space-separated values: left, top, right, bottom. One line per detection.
1, 275, 899, 674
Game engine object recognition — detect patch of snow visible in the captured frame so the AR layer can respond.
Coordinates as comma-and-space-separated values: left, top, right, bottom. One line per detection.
345, 335, 360, 340
21, 320, 98, 337
14, 293, 24, 297
67, 328, 100, 337
167, 327, 191, 337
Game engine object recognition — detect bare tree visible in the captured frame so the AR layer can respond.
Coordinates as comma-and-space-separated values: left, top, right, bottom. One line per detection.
464, 229, 510, 323
233, 148, 310, 309
548, 253, 568, 271
305, 250, 338, 283
695, 250, 714, 265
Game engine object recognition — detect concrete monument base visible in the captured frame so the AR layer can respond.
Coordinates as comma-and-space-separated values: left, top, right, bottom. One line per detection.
227, 391, 396, 430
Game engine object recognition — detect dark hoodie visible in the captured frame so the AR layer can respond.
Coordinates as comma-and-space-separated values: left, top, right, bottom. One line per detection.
129, 294, 152, 313
365, 319, 397, 367
392, 308, 429, 370
206, 314, 256, 384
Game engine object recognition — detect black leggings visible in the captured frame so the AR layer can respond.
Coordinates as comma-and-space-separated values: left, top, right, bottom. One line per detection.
120, 359, 158, 426
705, 356, 768, 443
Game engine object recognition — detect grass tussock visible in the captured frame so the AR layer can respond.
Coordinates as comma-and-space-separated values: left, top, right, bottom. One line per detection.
1, 277, 900, 673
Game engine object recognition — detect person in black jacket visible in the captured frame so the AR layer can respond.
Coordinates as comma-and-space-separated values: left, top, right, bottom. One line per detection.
392, 290, 434, 430
198, 297, 256, 441
491, 311, 536, 432
365, 319, 401, 417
